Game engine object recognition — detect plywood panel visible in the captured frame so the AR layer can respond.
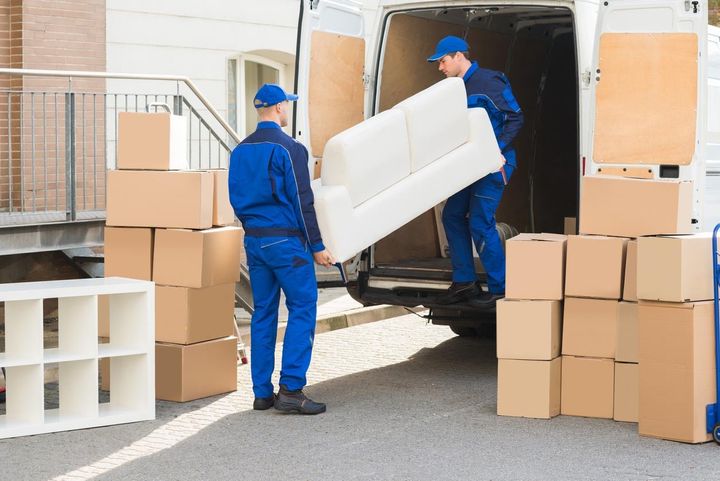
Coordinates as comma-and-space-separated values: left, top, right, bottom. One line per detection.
309, 31, 365, 158
374, 210, 440, 263
597, 166, 653, 179
593, 33, 698, 166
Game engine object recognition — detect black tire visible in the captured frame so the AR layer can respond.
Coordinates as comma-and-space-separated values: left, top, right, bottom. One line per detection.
713, 424, 720, 444
449, 325, 477, 337
345, 280, 372, 307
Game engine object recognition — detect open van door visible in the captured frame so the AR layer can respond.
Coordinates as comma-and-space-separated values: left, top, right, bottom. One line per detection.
294, 0, 366, 179
587, 0, 707, 226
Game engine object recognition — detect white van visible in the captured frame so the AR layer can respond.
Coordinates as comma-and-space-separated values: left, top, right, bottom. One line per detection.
293, 0, 711, 335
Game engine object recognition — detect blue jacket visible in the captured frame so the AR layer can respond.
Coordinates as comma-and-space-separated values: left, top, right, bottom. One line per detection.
463, 61, 523, 165
228, 121, 325, 253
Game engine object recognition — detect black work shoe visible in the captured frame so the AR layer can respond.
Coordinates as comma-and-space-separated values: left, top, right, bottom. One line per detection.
275, 385, 326, 415
435, 281, 481, 305
253, 394, 276, 411
474, 291, 504, 307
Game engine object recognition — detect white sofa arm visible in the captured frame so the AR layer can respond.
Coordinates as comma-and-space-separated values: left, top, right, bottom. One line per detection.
312, 181, 356, 261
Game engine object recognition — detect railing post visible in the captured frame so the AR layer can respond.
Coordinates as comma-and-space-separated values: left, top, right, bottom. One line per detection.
173, 95, 183, 115
65, 92, 76, 221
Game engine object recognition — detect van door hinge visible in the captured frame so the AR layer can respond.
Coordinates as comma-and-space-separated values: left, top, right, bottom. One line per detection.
685, 0, 699, 13
310, 0, 320, 10
362, 72, 373, 90
582, 69, 591, 87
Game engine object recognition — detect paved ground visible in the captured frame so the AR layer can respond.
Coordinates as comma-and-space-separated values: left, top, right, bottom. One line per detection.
2, 314, 720, 481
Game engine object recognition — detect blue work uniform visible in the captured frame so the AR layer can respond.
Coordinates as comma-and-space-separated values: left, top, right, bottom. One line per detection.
228, 121, 325, 399
442, 61, 524, 293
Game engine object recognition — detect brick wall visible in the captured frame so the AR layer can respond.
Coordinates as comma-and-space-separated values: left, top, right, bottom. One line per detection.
711, 0, 720, 26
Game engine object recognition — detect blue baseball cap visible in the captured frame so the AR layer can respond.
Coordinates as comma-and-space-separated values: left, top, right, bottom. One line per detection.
253, 84, 299, 108
427, 35, 469, 62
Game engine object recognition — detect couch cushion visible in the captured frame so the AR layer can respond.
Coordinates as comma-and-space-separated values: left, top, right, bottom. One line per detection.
321, 109, 410, 207
393, 77, 469, 173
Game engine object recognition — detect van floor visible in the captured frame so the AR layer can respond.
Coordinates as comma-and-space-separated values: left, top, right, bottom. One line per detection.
371, 258, 486, 282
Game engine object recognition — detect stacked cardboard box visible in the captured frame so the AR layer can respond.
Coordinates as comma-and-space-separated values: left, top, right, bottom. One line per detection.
561, 234, 627, 420
636, 233, 716, 443
496, 233, 566, 419
104, 111, 241, 402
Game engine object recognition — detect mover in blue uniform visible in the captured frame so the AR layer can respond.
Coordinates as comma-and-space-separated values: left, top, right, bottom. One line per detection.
427, 36, 524, 306
228, 84, 334, 415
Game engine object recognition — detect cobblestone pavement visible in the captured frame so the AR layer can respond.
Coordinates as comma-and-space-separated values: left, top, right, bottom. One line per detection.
2, 315, 720, 481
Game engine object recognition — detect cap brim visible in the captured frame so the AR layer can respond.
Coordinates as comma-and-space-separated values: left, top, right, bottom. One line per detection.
427, 52, 445, 62
286, 93, 299, 102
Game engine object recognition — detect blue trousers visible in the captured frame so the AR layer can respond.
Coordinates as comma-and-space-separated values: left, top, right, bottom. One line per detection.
442, 162, 514, 294
245, 235, 318, 398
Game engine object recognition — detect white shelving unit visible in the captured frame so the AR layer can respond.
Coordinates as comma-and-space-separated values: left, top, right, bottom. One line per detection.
0, 277, 155, 439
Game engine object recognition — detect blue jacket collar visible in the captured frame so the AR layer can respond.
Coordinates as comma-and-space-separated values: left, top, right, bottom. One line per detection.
257, 121, 282, 130
463, 61, 479, 83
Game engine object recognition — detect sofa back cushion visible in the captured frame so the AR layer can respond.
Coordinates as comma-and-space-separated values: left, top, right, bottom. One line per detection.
321, 108, 411, 207
393, 77, 469, 172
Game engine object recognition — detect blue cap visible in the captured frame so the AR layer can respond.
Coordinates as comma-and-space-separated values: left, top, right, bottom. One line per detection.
253, 84, 299, 108
427, 35, 469, 62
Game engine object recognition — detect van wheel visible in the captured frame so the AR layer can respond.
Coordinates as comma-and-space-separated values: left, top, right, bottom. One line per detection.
345, 281, 372, 307
449, 325, 477, 337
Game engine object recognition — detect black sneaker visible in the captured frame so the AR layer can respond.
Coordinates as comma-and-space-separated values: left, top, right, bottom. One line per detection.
435, 281, 480, 305
474, 291, 504, 307
253, 394, 276, 411
275, 385, 326, 415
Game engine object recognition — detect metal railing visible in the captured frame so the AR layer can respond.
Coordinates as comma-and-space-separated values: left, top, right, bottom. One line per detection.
0, 68, 241, 226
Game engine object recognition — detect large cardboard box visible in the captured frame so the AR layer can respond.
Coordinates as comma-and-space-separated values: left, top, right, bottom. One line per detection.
579, 176, 692, 238
497, 358, 561, 419
623, 240, 638, 302
561, 356, 615, 419
155, 336, 237, 402
506, 233, 567, 300
638, 301, 716, 443
562, 297, 618, 358
211, 170, 235, 227
616, 301, 638, 363
117, 112, 188, 170
153, 227, 243, 288
637, 234, 714, 303
107, 170, 213, 229
614, 362, 639, 423
104, 227, 154, 281
496, 299, 561, 361
565, 235, 628, 300
156, 284, 235, 345
98, 295, 110, 338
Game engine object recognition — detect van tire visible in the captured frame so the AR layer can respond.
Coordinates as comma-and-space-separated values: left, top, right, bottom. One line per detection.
449, 325, 477, 337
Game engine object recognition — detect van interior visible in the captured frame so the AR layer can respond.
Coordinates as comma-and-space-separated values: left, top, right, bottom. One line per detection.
362, 5, 579, 307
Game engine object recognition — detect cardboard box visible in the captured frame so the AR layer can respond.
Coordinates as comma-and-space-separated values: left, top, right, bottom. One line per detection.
564, 217, 577, 235
156, 284, 235, 345
579, 176, 692, 238
506, 233, 567, 300
107, 170, 213, 229
637, 234, 714, 303
497, 358, 561, 419
565, 235, 628, 300
623, 240, 638, 302
153, 227, 243, 288
104, 227, 154, 281
561, 356, 615, 419
614, 362, 639, 423
562, 297, 618, 358
496, 299, 561, 361
99, 337, 110, 391
155, 336, 238, 402
616, 301, 638, 363
211, 169, 235, 227
638, 301, 715, 443
98, 295, 109, 338
117, 112, 188, 170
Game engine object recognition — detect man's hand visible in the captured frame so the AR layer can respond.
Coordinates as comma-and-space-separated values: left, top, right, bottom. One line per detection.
313, 249, 335, 268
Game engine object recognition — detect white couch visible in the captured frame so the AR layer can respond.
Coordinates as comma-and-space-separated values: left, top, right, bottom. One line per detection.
312, 77, 504, 263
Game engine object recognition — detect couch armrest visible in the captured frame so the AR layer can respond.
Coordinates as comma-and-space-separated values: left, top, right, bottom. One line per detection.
312, 183, 356, 262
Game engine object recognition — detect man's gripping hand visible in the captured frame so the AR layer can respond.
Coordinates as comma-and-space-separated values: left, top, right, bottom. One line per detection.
313, 249, 335, 268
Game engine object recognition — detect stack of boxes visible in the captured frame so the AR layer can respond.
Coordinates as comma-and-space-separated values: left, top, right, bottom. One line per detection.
103, 111, 242, 402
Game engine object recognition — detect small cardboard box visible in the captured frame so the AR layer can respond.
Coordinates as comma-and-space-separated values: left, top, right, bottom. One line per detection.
562, 297, 618, 359
561, 355, 615, 419
117, 112, 188, 170
637, 234, 714, 303
623, 240, 638, 302
616, 301, 638, 363
107, 170, 213, 229
156, 284, 235, 345
497, 358, 561, 419
104, 227, 154, 281
506, 233, 567, 300
579, 175, 692, 238
211, 169, 235, 227
638, 301, 716, 443
565, 235, 628, 300
614, 362, 639, 423
153, 227, 243, 288
496, 299, 561, 361
155, 336, 237, 402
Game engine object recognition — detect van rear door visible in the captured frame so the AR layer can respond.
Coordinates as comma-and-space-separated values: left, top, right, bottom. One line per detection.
587, 0, 707, 226
294, 0, 366, 178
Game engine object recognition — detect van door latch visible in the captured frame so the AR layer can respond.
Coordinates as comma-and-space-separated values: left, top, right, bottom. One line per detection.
310, 0, 320, 10
581, 69, 591, 87
685, 0, 699, 13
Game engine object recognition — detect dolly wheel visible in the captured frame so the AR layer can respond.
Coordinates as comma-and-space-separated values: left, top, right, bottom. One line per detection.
713, 424, 720, 444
